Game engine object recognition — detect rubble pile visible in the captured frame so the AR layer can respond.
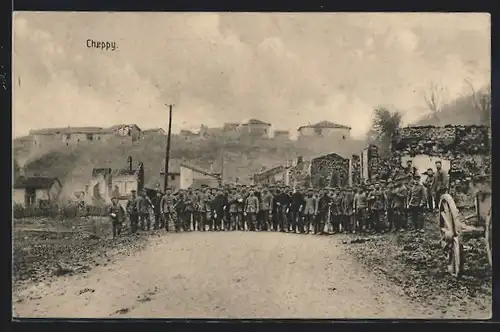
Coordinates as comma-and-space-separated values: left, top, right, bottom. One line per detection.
12, 218, 148, 287
351, 154, 361, 185
311, 153, 349, 188
343, 212, 492, 316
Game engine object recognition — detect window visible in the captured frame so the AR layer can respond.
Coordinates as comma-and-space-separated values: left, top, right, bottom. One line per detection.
86, 134, 94, 141
342, 135, 346, 140
171, 175, 175, 180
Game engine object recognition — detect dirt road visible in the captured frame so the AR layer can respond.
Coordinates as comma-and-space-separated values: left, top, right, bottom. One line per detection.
14, 231, 450, 319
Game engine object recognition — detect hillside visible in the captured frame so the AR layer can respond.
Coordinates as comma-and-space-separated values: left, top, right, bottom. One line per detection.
19, 134, 365, 199
413, 88, 490, 126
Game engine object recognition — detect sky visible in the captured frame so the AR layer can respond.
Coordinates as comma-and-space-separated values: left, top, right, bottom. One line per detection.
12, 12, 490, 138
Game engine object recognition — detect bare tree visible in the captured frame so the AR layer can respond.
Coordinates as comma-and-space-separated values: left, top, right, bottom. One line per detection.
423, 81, 446, 122
464, 79, 491, 125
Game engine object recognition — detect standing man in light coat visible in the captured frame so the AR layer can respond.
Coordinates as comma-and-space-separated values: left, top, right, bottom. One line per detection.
432, 161, 449, 209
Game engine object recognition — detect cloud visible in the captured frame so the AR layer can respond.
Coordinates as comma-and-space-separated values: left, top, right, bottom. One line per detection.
13, 12, 490, 138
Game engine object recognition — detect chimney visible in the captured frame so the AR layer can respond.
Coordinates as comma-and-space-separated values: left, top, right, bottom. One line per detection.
128, 156, 132, 171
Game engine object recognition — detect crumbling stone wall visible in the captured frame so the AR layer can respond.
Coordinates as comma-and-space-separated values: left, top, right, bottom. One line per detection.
367, 145, 380, 181
289, 160, 311, 188
311, 153, 350, 188
392, 125, 490, 155
389, 125, 491, 206
351, 154, 361, 185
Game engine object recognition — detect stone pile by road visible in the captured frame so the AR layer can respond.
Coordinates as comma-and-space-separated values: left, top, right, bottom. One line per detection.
13, 224, 147, 290
342, 212, 492, 317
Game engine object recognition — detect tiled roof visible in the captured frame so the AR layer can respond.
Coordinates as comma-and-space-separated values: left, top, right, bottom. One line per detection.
144, 128, 165, 133
14, 176, 60, 189
298, 121, 351, 131
243, 119, 271, 126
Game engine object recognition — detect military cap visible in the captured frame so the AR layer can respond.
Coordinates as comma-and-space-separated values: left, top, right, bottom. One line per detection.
413, 174, 421, 179
131, 189, 136, 192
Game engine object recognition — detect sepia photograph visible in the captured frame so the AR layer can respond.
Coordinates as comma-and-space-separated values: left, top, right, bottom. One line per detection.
12, 12, 491, 319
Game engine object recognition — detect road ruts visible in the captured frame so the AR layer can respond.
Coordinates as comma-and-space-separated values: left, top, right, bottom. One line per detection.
13, 232, 438, 319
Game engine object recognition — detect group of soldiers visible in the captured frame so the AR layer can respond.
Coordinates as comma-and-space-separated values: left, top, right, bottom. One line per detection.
107, 160, 449, 239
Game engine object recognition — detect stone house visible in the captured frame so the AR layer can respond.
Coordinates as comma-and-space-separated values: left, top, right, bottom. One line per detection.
107, 124, 143, 141
273, 130, 290, 140
160, 159, 220, 191
30, 127, 114, 149
13, 176, 62, 207
239, 119, 272, 138
143, 128, 166, 136
223, 123, 240, 133
88, 156, 145, 204
297, 121, 351, 141
253, 165, 290, 186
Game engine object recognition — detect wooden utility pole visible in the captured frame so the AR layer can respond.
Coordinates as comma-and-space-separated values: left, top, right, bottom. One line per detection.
163, 104, 173, 192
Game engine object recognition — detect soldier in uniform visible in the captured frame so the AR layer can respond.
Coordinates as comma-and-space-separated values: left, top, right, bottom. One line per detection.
135, 189, 150, 231
174, 189, 187, 232
160, 187, 176, 232
212, 188, 226, 231
303, 188, 317, 234
331, 188, 343, 233
432, 160, 449, 209
290, 187, 305, 233
370, 183, 386, 233
227, 188, 238, 231
317, 189, 331, 235
184, 188, 196, 231
260, 187, 274, 231
151, 190, 163, 230
408, 174, 427, 231
273, 187, 289, 232
353, 186, 367, 233
126, 190, 139, 234
341, 187, 353, 233
392, 177, 408, 232
423, 168, 435, 211
108, 196, 125, 238
194, 188, 206, 231
244, 189, 259, 231
236, 187, 246, 230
